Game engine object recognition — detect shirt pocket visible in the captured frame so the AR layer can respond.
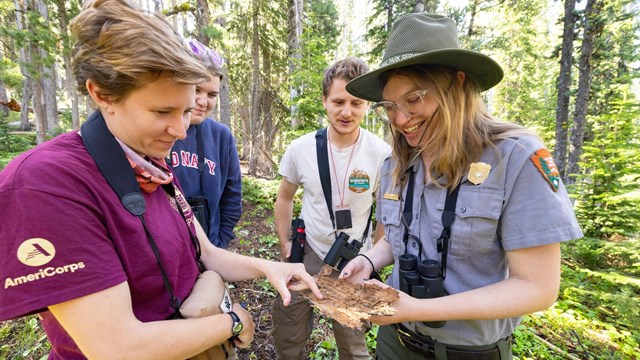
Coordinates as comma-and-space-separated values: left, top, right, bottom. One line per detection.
378, 198, 404, 259
439, 187, 504, 257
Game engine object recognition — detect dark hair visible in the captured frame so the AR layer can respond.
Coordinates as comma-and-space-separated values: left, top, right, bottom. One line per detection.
322, 57, 369, 97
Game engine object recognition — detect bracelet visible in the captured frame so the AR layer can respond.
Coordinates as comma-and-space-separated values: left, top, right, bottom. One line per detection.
356, 253, 375, 273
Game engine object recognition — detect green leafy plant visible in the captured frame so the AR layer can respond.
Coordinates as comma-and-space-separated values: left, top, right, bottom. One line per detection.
572, 99, 640, 239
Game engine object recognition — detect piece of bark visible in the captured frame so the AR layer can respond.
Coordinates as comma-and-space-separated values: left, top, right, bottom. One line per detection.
301, 265, 399, 329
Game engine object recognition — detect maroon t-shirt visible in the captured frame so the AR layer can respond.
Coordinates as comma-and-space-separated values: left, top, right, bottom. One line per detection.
0, 132, 200, 358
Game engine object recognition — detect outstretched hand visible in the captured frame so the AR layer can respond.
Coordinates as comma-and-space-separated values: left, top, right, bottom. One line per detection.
362, 279, 418, 325
338, 255, 372, 284
264, 262, 322, 305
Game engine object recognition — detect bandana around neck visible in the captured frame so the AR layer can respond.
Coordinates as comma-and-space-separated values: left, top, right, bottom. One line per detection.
115, 138, 173, 193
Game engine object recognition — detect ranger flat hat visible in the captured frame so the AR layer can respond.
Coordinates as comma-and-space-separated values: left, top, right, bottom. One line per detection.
346, 13, 504, 102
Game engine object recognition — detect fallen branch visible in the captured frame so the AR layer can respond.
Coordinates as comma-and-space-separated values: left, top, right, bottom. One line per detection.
533, 333, 582, 360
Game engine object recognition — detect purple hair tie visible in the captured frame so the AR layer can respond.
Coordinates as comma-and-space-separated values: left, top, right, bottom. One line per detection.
187, 38, 224, 68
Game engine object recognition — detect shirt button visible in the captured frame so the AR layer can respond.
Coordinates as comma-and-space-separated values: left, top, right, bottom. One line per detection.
383, 216, 387, 221
412, 242, 417, 248
460, 207, 467, 213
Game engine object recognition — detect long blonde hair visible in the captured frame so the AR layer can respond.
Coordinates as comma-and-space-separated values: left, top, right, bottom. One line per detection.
380, 65, 530, 188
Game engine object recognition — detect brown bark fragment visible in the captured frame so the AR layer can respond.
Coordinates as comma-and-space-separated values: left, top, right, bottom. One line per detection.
301, 265, 399, 329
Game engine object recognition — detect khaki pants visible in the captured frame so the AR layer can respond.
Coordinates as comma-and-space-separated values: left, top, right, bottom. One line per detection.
272, 249, 370, 359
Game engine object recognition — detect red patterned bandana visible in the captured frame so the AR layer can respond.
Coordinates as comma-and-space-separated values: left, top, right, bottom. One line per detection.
116, 138, 173, 193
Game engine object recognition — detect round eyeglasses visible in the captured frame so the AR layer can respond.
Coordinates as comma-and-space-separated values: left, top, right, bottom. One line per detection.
372, 89, 428, 122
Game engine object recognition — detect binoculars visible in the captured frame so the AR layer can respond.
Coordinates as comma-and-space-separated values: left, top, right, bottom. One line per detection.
289, 218, 306, 263
398, 254, 446, 328
324, 232, 362, 271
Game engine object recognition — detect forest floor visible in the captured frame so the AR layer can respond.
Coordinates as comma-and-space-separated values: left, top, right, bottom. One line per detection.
228, 198, 367, 360
0, 174, 638, 359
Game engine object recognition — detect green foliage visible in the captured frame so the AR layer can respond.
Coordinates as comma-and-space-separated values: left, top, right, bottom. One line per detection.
572, 97, 640, 239
0, 317, 49, 360
364, 0, 428, 64
507, 237, 640, 359
242, 176, 303, 215
289, 0, 339, 129
242, 177, 281, 209
0, 119, 36, 170
584, 0, 640, 118
309, 317, 338, 359
1, 7, 58, 77
0, 58, 23, 92
486, 0, 557, 141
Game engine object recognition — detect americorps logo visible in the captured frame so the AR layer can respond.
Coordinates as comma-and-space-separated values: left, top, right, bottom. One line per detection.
4, 238, 85, 289
17, 238, 55, 266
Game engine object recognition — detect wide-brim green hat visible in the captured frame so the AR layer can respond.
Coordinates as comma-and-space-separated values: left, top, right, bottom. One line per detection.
346, 13, 504, 102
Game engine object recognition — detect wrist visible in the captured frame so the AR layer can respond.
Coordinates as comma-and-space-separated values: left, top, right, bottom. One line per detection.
357, 253, 375, 273
228, 311, 243, 339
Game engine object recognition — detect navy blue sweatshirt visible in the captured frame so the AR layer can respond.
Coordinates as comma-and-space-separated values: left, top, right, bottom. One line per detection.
170, 118, 242, 248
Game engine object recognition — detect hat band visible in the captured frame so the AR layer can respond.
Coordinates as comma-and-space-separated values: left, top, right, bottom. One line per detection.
381, 52, 423, 67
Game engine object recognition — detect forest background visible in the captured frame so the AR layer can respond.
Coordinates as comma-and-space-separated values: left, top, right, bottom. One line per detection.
0, 0, 639, 359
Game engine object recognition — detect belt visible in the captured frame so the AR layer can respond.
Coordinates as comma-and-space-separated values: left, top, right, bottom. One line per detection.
394, 323, 512, 360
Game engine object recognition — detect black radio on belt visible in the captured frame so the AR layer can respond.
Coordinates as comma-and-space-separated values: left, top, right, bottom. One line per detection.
289, 218, 306, 263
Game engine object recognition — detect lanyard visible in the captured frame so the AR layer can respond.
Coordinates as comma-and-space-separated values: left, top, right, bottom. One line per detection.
328, 131, 358, 207
401, 167, 460, 280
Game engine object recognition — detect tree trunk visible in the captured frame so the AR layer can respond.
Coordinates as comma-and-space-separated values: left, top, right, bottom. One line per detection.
239, 98, 250, 160
33, 0, 58, 135
567, 0, 603, 183
261, 50, 275, 177
14, 0, 31, 130
56, 0, 80, 129
386, 0, 393, 32
0, 81, 9, 117
288, 0, 303, 128
170, 0, 178, 29
32, 71, 46, 144
219, 76, 232, 127
554, 0, 576, 180
248, 0, 261, 176
195, 0, 211, 45
467, 0, 478, 37
217, 13, 232, 128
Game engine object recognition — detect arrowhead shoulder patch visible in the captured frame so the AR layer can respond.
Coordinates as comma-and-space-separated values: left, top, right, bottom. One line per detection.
530, 148, 560, 192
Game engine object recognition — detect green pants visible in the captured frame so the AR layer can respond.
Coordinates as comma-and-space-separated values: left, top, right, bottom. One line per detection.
271, 249, 370, 360
376, 324, 513, 360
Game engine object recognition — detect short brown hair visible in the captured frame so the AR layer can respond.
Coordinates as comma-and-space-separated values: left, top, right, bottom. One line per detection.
71, 0, 209, 103
322, 57, 369, 97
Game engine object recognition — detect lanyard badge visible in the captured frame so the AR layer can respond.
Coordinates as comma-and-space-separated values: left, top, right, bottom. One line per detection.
334, 205, 352, 229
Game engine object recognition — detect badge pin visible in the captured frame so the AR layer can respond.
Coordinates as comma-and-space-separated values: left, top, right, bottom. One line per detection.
468, 162, 491, 185
383, 193, 400, 200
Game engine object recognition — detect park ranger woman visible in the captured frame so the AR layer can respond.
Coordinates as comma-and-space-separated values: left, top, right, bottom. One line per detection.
340, 13, 582, 360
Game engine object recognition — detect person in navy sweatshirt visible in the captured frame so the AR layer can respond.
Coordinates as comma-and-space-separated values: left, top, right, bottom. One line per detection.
170, 39, 242, 248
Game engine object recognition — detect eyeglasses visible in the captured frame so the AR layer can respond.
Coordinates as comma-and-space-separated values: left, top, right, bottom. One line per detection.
372, 89, 429, 122
187, 39, 225, 69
